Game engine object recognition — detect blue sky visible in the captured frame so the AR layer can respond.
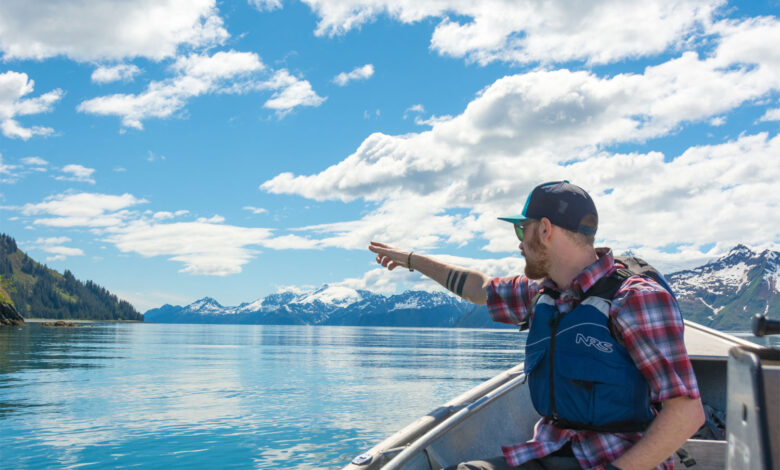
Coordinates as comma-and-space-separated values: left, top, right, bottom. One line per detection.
0, 0, 778, 311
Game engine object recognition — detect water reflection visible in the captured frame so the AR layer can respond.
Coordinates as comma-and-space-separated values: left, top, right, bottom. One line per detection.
2, 323, 773, 468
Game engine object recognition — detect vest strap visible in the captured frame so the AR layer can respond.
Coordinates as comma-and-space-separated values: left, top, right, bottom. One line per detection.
552, 417, 652, 434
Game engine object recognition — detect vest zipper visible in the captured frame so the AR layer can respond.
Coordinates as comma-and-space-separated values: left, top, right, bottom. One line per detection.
549, 311, 562, 421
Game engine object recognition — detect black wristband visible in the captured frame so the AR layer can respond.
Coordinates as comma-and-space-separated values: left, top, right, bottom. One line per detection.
407, 252, 414, 271
605, 464, 623, 470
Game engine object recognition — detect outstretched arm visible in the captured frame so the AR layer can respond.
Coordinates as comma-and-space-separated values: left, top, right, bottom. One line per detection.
368, 241, 491, 305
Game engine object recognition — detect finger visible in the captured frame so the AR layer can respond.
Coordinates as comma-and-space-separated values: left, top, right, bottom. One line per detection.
370, 241, 391, 249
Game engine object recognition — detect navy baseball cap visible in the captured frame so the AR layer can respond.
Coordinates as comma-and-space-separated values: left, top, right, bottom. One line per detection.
498, 181, 598, 235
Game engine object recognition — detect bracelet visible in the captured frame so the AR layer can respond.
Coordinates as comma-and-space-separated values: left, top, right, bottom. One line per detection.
407, 252, 414, 271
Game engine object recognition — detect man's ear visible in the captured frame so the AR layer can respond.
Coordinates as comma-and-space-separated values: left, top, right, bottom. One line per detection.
539, 217, 553, 242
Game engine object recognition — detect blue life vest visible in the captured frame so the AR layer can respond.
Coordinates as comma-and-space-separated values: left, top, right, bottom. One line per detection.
524, 280, 655, 432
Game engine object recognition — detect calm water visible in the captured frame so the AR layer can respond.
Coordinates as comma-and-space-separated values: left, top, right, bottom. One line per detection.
0, 323, 526, 469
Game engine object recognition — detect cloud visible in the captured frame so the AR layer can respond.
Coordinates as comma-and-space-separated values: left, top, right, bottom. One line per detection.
260, 18, 780, 273
23, 237, 85, 262
0, 71, 64, 140
0, 0, 228, 61
333, 64, 374, 86
243, 206, 268, 215
12, 191, 318, 275
91, 64, 142, 84
299, 0, 723, 65
260, 70, 326, 115
21, 157, 48, 167
403, 104, 424, 119
55, 164, 96, 184
249, 0, 283, 12
21, 192, 147, 227
104, 219, 274, 275
78, 51, 324, 128
760, 108, 780, 122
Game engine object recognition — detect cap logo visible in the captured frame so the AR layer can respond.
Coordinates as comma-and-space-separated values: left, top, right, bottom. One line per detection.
557, 200, 568, 214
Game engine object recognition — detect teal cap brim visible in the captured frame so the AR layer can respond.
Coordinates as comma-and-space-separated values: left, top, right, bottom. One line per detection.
497, 215, 528, 224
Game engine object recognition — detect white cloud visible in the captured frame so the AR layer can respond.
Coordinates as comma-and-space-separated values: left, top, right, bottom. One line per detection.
249, 0, 283, 11
21, 192, 147, 227
403, 104, 424, 119
13, 191, 316, 275
78, 51, 323, 128
261, 70, 326, 115
23, 237, 85, 261
0, 0, 228, 61
299, 0, 722, 65
0, 71, 63, 140
261, 17, 780, 274
104, 219, 274, 275
333, 64, 374, 86
243, 206, 268, 215
55, 164, 96, 184
21, 157, 48, 167
92, 64, 142, 84
760, 108, 780, 122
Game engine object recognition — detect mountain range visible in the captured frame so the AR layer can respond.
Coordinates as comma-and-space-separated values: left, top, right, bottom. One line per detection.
146, 245, 778, 331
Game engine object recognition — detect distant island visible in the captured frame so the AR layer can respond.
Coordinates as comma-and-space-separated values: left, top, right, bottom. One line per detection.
0, 234, 142, 322
146, 245, 778, 331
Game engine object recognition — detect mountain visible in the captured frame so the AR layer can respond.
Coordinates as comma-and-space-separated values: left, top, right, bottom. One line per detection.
145, 245, 778, 330
0, 234, 142, 321
145, 285, 474, 327
667, 245, 778, 330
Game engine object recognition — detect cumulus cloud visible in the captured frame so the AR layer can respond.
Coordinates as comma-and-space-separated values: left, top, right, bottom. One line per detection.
104, 219, 274, 275
243, 206, 268, 215
23, 237, 85, 262
55, 164, 96, 184
12, 191, 319, 275
21, 157, 48, 167
333, 64, 374, 86
92, 64, 142, 84
760, 108, 780, 122
0, 71, 64, 140
260, 70, 326, 116
78, 51, 324, 128
21, 192, 147, 227
0, 0, 228, 61
297, 0, 722, 65
261, 17, 780, 273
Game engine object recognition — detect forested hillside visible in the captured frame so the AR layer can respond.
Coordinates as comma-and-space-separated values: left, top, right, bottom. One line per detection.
0, 234, 142, 321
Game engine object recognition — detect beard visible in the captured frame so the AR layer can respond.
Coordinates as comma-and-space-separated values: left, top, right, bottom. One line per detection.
523, 225, 550, 280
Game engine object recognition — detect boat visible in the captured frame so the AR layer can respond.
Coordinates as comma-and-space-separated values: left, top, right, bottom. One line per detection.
343, 319, 779, 470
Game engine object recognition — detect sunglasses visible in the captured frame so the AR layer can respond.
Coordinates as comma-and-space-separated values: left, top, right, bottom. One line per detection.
513, 220, 535, 242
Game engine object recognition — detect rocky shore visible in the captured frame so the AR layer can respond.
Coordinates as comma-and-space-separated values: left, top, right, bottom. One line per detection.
1, 301, 24, 326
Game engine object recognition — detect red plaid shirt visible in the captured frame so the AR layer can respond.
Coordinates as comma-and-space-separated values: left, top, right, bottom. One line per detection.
486, 248, 700, 470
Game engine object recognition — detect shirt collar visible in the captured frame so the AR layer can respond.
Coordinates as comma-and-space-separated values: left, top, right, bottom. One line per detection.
541, 247, 615, 296
571, 247, 615, 295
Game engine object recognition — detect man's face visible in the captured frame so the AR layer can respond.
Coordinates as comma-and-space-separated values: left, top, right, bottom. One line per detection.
521, 220, 550, 280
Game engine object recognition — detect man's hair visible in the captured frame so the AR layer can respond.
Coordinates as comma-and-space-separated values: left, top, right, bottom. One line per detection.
562, 213, 597, 247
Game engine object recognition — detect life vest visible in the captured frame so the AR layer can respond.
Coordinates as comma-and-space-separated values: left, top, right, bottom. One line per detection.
523, 261, 661, 432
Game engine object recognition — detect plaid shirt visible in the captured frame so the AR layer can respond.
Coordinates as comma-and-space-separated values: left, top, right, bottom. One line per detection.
486, 248, 700, 470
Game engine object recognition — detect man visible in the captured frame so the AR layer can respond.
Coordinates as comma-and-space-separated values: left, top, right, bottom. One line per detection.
368, 181, 704, 470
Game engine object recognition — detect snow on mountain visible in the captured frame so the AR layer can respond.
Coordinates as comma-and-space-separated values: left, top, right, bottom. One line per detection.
147, 245, 777, 330
666, 244, 779, 329
185, 297, 226, 314
291, 284, 363, 306
667, 245, 766, 296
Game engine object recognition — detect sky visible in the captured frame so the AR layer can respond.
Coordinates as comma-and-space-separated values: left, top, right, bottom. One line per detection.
0, 0, 778, 312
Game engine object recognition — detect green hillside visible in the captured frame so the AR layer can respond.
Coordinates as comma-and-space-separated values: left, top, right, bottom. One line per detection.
0, 234, 142, 321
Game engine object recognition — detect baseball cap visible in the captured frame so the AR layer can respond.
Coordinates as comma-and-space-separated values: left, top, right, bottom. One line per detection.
498, 181, 598, 235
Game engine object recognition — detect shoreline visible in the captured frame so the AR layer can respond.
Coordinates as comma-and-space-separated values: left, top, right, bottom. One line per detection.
24, 318, 144, 324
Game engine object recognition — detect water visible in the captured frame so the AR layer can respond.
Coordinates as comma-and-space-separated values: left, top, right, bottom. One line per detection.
0, 323, 526, 469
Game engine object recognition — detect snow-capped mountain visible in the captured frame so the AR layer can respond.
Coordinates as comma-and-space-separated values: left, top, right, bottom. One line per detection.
667, 245, 779, 329
144, 286, 471, 327
144, 245, 779, 330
